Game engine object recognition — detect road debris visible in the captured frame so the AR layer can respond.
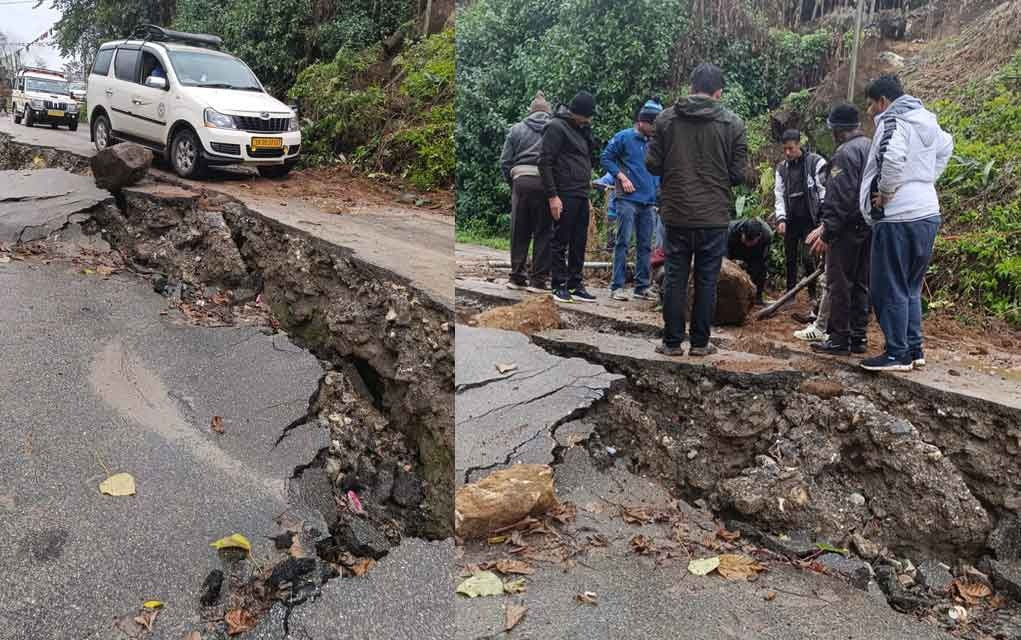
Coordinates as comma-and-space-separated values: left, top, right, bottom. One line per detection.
457, 571, 505, 597
99, 472, 136, 497
455, 464, 556, 539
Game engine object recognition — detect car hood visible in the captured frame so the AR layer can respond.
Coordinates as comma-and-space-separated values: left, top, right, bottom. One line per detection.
27, 91, 75, 103
187, 88, 292, 116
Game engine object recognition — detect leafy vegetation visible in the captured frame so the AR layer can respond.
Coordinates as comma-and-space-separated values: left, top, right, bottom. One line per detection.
456, 0, 836, 232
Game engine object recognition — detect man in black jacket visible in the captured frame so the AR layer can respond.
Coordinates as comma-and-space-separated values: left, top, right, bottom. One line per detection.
500, 91, 553, 292
807, 103, 873, 355
647, 63, 747, 356
774, 129, 827, 299
728, 218, 772, 306
540, 91, 598, 304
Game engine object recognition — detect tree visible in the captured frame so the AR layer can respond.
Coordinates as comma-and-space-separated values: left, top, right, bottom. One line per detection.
50, 0, 175, 69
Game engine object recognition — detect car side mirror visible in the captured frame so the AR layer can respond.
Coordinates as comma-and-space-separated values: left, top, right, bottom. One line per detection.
145, 76, 167, 90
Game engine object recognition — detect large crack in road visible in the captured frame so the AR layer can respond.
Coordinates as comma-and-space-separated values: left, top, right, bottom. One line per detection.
0, 134, 453, 639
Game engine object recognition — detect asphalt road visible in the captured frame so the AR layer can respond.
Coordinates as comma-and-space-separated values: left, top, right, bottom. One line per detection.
0, 115, 454, 309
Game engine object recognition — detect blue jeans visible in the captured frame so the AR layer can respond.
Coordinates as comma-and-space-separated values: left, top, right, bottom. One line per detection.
870, 216, 941, 359
611, 200, 655, 292
662, 225, 728, 348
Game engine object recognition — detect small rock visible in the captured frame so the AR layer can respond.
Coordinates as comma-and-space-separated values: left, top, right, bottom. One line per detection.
334, 517, 391, 559
687, 449, 698, 460
267, 557, 318, 590
324, 457, 342, 480
455, 464, 556, 539
871, 504, 887, 519
199, 569, 224, 606
986, 559, 1021, 600
851, 533, 880, 560
391, 468, 425, 507
888, 419, 914, 436
949, 369, 961, 376
898, 574, 915, 588
904, 559, 916, 576
397, 192, 417, 205
989, 514, 1021, 561
879, 51, 906, 68
818, 553, 873, 590
850, 492, 867, 507
916, 559, 954, 594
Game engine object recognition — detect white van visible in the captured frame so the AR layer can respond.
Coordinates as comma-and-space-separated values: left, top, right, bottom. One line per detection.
86, 24, 301, 178
12, 67, 81, 130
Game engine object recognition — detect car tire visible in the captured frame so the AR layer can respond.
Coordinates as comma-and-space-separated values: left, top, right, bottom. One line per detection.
69, 123, 78, 132
257, 163, 295, 179
50, 123, 58, 129
13, 110, 21, 124
24, 109, 33, 127
92, 114, 112, 152
170, 128, 205, 179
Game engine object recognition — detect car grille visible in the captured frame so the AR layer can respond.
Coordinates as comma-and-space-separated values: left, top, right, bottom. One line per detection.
246, 145, 285, 158
234, 115, 290, 133
210, 142, 241, 156
44, 100, 68, 110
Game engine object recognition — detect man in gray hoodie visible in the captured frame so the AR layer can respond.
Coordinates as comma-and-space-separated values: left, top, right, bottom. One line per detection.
500, 91, 553, 292
858, 75, 953, 372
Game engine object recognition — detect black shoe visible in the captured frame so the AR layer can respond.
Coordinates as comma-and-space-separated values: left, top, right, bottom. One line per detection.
552, 287, 573, 303
910, 348, 925, 368
688, 343, 718, 357
860, 352, 914, 372
570, 287, 597, 303
850, 340, 867, 354
810, 339, 850, 356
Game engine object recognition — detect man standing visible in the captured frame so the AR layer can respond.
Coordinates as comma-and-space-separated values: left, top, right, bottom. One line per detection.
602, 98, 663, 301
500, 91, 554, 293
647, 63, 748, 356
806, 103, 873, 356
540, 91, 598, 304
727, 218, 772, 306
774, 129, 827, 300
859, 75, 953, 371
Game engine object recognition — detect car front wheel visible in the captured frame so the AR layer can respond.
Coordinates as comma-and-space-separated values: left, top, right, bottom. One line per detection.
24, 109, 33, 127
170, 128, 205, 179
92, 114, 112, 152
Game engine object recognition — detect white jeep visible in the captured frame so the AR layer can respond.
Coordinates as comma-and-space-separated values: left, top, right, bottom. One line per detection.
12, 67, 81, 131
86, 24, 301, 178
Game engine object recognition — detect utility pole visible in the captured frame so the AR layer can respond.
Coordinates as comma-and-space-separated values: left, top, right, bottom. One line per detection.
847, 0, 868, 101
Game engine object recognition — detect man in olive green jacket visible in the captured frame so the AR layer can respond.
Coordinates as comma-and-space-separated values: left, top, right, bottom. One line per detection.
647, 63, 748, 356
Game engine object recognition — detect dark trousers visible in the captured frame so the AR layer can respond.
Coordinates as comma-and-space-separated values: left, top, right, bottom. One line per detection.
825, 225, 871, 344
729, 245, 768, 299
785, 218, 817, 298
662, 225, 728, 348
551, 196, 589, 290
870, 216, 941, 359
509, 175, 552, 287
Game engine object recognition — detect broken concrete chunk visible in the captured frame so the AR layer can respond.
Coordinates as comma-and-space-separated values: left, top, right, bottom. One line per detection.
90, 142, 153, 191
455, 464, 556, 539
199, 569, 224, 606
817, 553, 873, 590
391, 468, 425, 507
850, 533, 880, 560
334, 517, 391, 559
267, 557, 318, 590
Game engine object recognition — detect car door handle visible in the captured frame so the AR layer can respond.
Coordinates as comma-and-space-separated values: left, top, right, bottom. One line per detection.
105, 89, 114, 95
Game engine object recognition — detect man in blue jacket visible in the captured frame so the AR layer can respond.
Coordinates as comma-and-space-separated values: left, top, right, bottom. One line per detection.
602, 98, 663, 301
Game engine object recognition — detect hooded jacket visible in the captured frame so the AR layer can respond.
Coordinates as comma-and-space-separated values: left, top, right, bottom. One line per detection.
646, 94, 748, 228
539, 105, 597, 199
499, 110, 552, 183
859, 95, 954, 224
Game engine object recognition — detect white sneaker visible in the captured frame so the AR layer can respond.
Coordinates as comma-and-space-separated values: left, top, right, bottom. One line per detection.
610, 289, 630, 301
794, 325, 827, 342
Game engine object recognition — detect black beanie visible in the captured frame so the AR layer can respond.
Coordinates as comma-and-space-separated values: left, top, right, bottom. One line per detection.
569, 91, 596, 118
827, 102, 861, 130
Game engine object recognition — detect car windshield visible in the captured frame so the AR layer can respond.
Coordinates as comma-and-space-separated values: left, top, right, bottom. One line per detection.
69, 82, 85, 91
168, 51, 262, 91
25, 77, 70, 95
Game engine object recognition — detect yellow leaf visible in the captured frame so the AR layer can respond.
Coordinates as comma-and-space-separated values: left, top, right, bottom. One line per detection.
99, 473, 136, 496
688, 556, 720, 576
456, 571, 504, 597
210, 533, 252, 554
717, 553, 766, 580
504, 578, 528, 594
142, 600, 163, 609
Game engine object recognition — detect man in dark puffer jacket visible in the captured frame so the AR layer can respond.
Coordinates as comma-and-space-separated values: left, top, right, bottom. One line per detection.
647, 63, 748, 356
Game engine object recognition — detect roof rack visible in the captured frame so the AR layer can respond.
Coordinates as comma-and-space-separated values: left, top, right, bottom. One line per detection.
131, 24, 223, 49
18, 66, 66, 78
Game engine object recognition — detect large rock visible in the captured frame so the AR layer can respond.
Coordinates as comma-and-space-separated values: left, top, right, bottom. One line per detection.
90, 142, 153, 191
473, 295, 561, 335
687, 258, 755, 325
455, 464, 556, 539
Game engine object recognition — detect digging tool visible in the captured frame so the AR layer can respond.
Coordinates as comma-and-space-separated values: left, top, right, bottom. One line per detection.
754, 267, 823, 321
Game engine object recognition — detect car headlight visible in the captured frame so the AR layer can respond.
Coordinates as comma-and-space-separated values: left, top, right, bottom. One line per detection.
288, 115, 300, 132
204, 108, 237, 130
29, 99, 44, 109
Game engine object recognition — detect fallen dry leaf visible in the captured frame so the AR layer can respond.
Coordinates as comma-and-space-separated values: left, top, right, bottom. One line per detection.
211, 416, 225, 434
504, 578, 528, 594
575, 591, 598, 606
456, 571, 504, 597
210, 533, 252, 554
716, 527, 741, 542
718, 554, 765, 580
99, 472, 136, 497
495, 362, 518, 374
288, 536, 308, 559
505, 604, 527, 631
688, 556, 721, 576
764, 591, 777, 601
347, 490, 364, 514
350, 557, 375, 576
133, 609, 158, 632
225, 609, 256, 635
630, 534, 655, 555
953, 579, 992, 604
96, 265, 116, 277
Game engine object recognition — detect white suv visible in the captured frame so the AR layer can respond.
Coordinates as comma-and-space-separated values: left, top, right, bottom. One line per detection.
12, 67, 81, 131
86, 25, 301, 178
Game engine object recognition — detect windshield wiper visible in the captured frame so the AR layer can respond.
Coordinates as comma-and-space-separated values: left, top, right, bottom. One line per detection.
196, 83, 235, 89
